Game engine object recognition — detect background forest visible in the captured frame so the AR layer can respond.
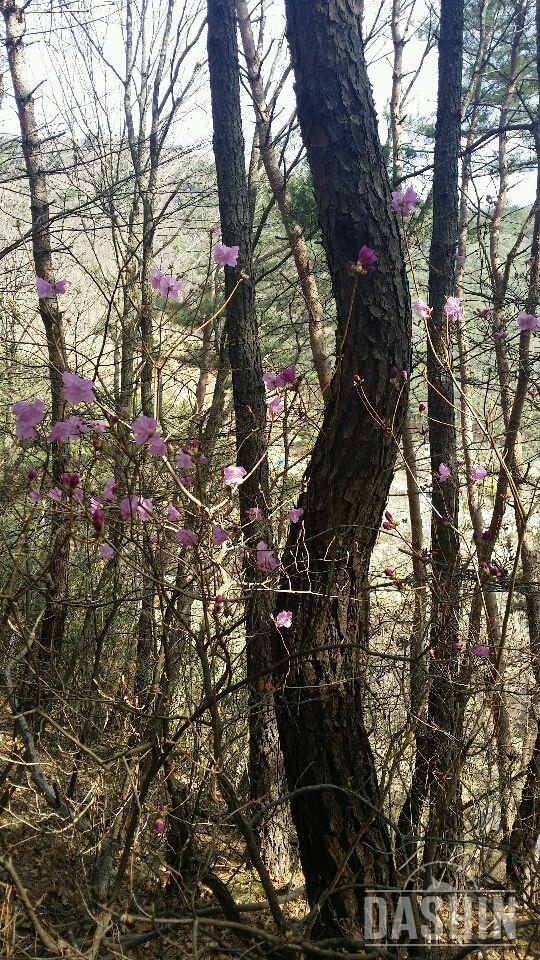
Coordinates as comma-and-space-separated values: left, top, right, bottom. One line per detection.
0, 0, 538, 956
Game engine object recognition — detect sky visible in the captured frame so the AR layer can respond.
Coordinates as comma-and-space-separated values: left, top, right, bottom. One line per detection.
1, 0, 536, 209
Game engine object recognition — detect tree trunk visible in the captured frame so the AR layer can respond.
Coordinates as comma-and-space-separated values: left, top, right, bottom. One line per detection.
399, 0, 465, 878
206, 0, 291, 880
236, 0, 332, 396
1, 0, 70, 666
274, 0, 411, 936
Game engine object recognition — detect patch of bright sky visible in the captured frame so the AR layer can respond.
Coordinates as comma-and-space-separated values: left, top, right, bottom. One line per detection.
2, 0, 535, 207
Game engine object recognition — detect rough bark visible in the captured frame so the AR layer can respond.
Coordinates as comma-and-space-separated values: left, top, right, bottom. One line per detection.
274, 0, 411, 936
399, 0, 465, 877
206, 0, 291, 880
236, 0, 333, 396
507, 4, 540, 880
1, 0, 70, 664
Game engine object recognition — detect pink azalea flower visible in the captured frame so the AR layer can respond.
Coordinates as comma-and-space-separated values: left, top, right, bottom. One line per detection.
176, 449, 194, 470
419, 402, 426, 413
167, 504, 181, 523
275, 610, 293, 629
245, 507, 262, 521
391, 185, 419, 216
444, 296, 462, 322
213, 243, 239, 268
62, 371, 95, 405
384, 567, 395, 578
350, 245, 378, 274
92, 421, 107, 434
73, 486, 84, 501
212, 524, 228, 546
148, 434, 167, 456
99, 543, 114, 561
491, 327, 508, 341
12, 399, 46, 439
470, 465, 487, 482
132, 415, 158, 446
154, 818, 166, 833
516, 310, 540, 332
268, 395, 283, 416
288, 508, 304, 523
28, 490, 41, 504
151, 267, 164, 290
214, 593, 224, 613
159, 275, 182, 300
472, 645, 490, 659
120, 495, 153, 521
61, 472, 80, 489
151, 268, 182, 300
91, 506, 105, 532
223, 465, 247, 487
413, 299, 431, 320
49, 487, 63, 502
48, 416, 90, 443
275, 366, 297, 388
438, 463, 451, 482
256, 541, 278, 573
176, 527, 198, 547
263, 372, 279, 390
102, 478, 117, 502
36, 276, 69, 299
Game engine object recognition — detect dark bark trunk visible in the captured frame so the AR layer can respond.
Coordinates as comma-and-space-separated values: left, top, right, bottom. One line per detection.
1, 0, 70, 666
206, 0, 291, 879
274, 0, 411, 937
398, 0, 465, 880
507, 5, 540, 884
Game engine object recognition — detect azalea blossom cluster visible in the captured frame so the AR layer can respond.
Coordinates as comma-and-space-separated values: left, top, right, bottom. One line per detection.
348, 245, 378, 275
391, 185, 419, 216
151, 268, 182, 301
263, 364, 297, 416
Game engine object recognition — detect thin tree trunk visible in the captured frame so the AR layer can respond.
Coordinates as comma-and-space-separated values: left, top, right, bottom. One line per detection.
236, 0, 332, 396
507, 6, 540, 878
206, 0, 291, 880
274, 0, 411, 936
1, 0, 70, 664
400, 0, 465, 878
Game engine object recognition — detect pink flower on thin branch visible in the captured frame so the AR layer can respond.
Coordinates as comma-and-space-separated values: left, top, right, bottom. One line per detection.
391, 185, 419, 216
413, 299, 431, 320
469, 465, 487, 482
275, 611, 293, 629
438, 463, 451, 482
256, 541, 278, 573
177, 527, 198, 547
516, 310, 540, 332
213, 243, 239, 267
62, 371, 95, 405
444, 296, 462, 322
223, 465, 247, 487
12, 399, 46, 439
212, 524, 228, 546
36, 276, 69, 299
